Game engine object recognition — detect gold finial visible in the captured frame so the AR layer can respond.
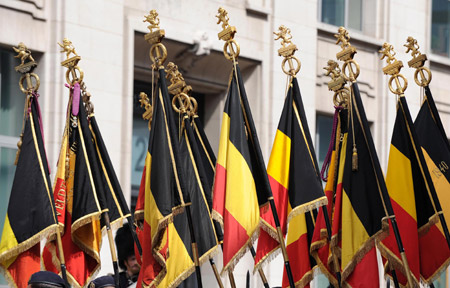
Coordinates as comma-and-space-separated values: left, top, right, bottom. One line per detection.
334, 27, 359, 82
274, 25, 301, 76
143, 10, 160, 33
324, 59, 349, 108
144, 10, 167, 69
334, 27, 351, 50
165, 62, 192, 115
139, 92, 153, 130
58, 38, 83, 85
13, 42, 40, 165
379, 42, 397, 65
13, 42, 35, 66
379, 42, 408, 95
58, 38, 79, 59
216, 7, 239, 61
404, 37, 432, 87
13, 42, 40, 94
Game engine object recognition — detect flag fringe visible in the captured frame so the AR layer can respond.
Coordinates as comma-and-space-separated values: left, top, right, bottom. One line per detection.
339, 217, 390, 285
287, 196, 328, 225
220, 221, 261, 276
310, 229, 339, 288
0, 224, 58, 263
71, 216, 102, 264
253, 243, 281, 273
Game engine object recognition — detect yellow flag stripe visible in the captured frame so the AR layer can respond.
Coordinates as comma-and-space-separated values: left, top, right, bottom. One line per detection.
0, 216, 19, 256
267, 129, 291, 189
225, 141, 260, 237
144, 153, 164, 241
286, 213, 307, 246
217, 113, 230, 170
386, 145, 417, 220
341, 190, 370, 269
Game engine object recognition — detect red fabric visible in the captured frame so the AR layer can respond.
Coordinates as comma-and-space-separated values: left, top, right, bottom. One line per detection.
7, 244, 40, 288
346, 246, 379, 288
420, 225, 450, 281
42, 213, 97, 286
382, 199, 420, 285
222, 209, 249, 266
282, 233, 311, 288
135, 166, 146, 215
255, 175, 289, 266
141, 220, 164, 287
212, 163, 226, 218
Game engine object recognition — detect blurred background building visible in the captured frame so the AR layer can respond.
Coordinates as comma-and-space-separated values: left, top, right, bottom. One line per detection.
0, 0, 449, 287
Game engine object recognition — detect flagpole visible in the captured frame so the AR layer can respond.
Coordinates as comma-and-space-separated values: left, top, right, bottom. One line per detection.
334, 28, 413, 288
59, 40, 122, 288
404, 38, 450, 253
14, 44, 70, 287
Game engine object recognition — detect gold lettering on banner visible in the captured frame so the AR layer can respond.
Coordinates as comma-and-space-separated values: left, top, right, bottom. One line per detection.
55, 181, 67, 216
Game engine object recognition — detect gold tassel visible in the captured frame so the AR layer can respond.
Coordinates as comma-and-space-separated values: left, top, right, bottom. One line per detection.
352, 145, 358, 171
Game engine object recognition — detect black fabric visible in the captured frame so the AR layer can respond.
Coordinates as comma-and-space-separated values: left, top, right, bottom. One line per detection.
341, 85, 388, 236
8, 99, 56, 243
192, 117, 224, 243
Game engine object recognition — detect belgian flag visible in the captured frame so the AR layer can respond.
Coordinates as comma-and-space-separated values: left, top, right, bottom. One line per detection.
42, 83, 103, 288
140, 68, 191, 287
254, 78, 327, 287
379, 94, 449, 285
333, 83, 392, 287
415, 87, 450, 282
310, 107, 344, 287
0, 96, 58, 288
212, 64, 272, 274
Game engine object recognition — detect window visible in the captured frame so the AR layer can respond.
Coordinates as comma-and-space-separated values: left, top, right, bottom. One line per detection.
321, 0, 363, 31
432, 0, 450, 57
0, 48, 22, 286
315, 114, 334, 173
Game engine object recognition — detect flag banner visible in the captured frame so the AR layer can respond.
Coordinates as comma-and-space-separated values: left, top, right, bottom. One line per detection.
0, 96, 58, 288
334, 84, 393, 287
192, 116, 224, 244
310, 107, 345, 287
140, 68, 187, 287
42, 84, 103, 288
255, 77, 327, 281
89, 116, 132, 228
379, 95, 449, 286
415, 87, 450, 282
212, 64, 273, 274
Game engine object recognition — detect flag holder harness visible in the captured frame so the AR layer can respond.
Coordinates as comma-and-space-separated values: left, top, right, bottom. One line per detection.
59, 39, 123, 288
144, 11, 207, 288
13, 43, 70, 288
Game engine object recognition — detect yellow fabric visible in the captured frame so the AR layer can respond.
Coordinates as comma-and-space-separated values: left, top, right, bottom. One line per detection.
0, 216, 18, 256
267, 130, 291, 189
158, 223, 194, 288
422, 148, 450, 234
144, 152, 164, 241
216, 113, 230, 169
286, 212, 307, 246
225, 141, 260, 237
341, 190, 370, 269
386, 145, 417, 221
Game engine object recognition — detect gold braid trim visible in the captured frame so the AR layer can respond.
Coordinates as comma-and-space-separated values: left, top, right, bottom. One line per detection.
220, 220, 261, 276
287, 196, 328, 224
253, 243, 281, 273
0, 224, 58, 263
211, 209, 224, 229
421, 252, 450, 284
289, 268, 314, 288
134, 209, 144, 222
259, 218, 278, 242
340, 216, 390, 285
71, 213, 102, 263
310, 236, 339, 287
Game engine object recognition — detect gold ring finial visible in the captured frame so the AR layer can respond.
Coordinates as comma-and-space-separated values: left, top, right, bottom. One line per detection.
334, 27, 360, 82
58, 37, 84, 85
379, 42, 408, 95
274, 25, 301, 76
144, 10, 167, 69
404, 37, 432, 87
324, 59, 349, 108
13, 42, 40, 94
216, 7, 239, 61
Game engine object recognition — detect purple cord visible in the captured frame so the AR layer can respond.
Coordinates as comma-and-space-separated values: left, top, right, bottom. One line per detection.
320, 106, 343, 182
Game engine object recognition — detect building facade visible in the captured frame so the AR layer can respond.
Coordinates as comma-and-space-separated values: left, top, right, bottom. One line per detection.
0, 0, 449, 287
